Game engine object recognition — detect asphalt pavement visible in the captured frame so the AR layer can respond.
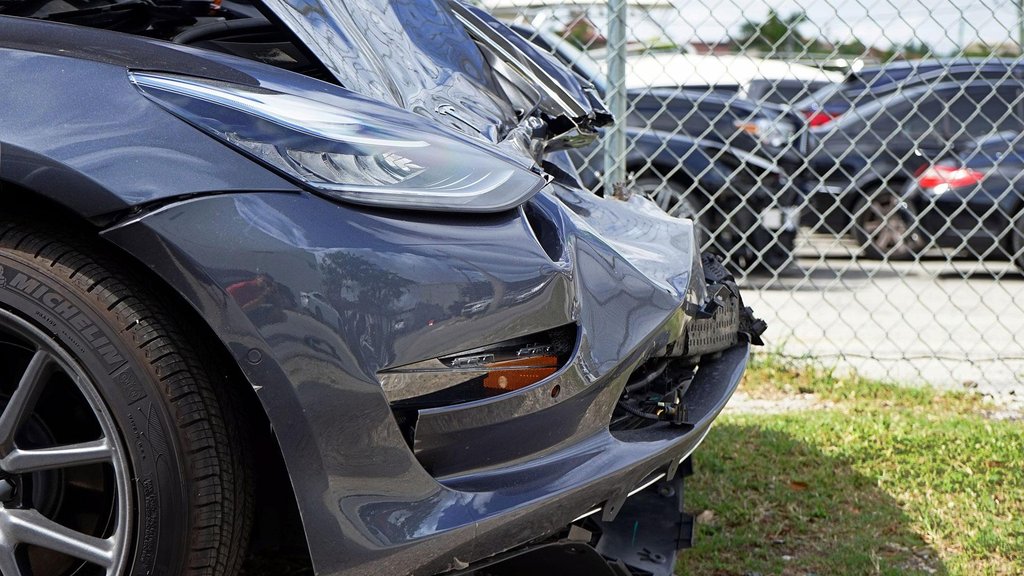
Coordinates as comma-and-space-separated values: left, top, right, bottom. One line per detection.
740, 232, 1024, 405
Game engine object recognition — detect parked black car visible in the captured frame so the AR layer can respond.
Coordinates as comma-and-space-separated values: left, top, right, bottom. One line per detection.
798, 77, 1024, 257
0, 1, 764, 576
742, 77, 835, 106
512, 24, 802, 272
902, 132, 1024, 269
796, 59, 1024, 127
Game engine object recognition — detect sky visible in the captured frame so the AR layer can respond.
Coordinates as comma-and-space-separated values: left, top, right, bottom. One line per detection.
645, 0, 1022, 54
502, 0, 1024, 56
700, 0, 1016, 53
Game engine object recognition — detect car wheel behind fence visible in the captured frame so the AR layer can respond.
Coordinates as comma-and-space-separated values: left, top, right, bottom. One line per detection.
633, 177, 710, 248
855, 188, 922, 260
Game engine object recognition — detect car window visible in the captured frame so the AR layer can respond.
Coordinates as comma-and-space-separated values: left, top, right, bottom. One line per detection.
799, 78, 854, 110
746, 80, 767, 101
944, 83, 1024, 140
830, 83, 880, 110
839, 85, 913, 126
759, 80, 825, 105
801, 62, 1024, 112
901, 89, 950, 140
833, 85, 931, 145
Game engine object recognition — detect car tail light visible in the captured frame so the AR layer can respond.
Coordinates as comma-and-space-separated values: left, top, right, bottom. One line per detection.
803, 110, 836, 127
916, 165, 985, 191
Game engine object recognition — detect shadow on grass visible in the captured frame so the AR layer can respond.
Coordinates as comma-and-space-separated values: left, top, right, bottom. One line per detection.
677, 422, 945, 576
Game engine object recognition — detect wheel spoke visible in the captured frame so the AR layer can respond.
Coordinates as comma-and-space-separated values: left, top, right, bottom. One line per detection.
0, 312, 131, 575
656, 190, 672, 210
3, 509, 115, 567
0, 541, 29, 576
0, 350, 53, 448
1, 439, 112, 474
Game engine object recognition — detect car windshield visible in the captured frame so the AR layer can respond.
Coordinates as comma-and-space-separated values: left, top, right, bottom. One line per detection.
799, 66, 895, 109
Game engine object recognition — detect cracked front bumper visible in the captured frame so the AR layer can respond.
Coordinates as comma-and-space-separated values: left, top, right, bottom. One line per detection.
103, 182, 753, 576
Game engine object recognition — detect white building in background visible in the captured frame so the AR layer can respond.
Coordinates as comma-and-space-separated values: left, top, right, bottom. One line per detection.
616, 52, 842, 91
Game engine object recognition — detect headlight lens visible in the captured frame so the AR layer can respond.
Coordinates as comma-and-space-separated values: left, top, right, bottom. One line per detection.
129, 72, 546, 212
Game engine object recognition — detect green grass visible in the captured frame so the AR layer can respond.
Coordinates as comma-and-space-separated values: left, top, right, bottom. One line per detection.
677, 355, 1024, 576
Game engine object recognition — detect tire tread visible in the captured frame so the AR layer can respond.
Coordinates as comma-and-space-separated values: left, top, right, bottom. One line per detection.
0, 221, 253, 576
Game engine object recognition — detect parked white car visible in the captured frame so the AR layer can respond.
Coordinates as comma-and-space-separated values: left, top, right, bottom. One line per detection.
613, 53, 843, 104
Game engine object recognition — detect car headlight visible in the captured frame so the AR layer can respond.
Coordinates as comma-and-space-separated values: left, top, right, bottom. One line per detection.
129, 72, 546, 212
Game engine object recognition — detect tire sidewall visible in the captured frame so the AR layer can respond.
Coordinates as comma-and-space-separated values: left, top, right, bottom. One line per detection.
0, 253, 189, 576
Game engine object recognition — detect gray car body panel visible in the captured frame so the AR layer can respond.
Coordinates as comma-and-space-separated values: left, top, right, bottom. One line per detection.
101, 184, 740, 576
0, 17, 301, 219
0, 7, 747, 575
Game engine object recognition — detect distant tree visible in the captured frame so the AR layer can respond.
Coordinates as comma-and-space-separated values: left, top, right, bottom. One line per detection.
561, 15, 604, 50
879, 40, 933, 61
962, 41, 1021, 57
900, 40, 933, 59
738, 9, 809, 53
835, 39, 869, 57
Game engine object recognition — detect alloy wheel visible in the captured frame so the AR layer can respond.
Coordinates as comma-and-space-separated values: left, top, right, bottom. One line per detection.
859, 193, 921, 259
634, 178, 710, 249
0, 308, 131, 576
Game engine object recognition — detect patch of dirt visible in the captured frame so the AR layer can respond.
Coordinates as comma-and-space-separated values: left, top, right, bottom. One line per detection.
724, 391, 835, 414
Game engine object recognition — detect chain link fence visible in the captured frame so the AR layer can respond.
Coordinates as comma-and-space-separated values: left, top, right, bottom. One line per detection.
485, 0, 1024, 398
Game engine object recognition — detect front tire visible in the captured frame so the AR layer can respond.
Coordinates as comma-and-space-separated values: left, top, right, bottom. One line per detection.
0, 221, 251, 576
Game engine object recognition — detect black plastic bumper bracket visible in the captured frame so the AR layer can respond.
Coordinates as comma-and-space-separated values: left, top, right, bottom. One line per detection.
594, 476, 692, 576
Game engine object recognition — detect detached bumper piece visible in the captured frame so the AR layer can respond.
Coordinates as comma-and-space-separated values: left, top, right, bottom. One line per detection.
464, 476, 693, 576
696, 253, 766, 348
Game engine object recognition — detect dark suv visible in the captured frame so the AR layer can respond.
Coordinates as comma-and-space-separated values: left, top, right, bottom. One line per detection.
796, 59, 1024, 126
799, 78, 1024, 257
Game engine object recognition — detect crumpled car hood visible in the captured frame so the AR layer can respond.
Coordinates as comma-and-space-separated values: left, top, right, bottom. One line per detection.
259, 0, 519, 142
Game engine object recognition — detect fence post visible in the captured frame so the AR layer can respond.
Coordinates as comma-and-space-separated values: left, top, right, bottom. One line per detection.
1019, 0, 1024, 50
605, 0, 628, 194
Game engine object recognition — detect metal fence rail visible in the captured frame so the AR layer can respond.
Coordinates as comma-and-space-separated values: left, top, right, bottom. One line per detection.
484, 0, 1024, 398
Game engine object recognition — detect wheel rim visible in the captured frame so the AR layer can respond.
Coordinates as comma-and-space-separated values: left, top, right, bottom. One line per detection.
636, 180, 700, 221
0, 308, 131, 576
861, 194, 914, 256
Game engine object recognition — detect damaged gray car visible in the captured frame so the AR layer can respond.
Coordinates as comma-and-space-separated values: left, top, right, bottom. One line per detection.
0, 1, 764, 575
